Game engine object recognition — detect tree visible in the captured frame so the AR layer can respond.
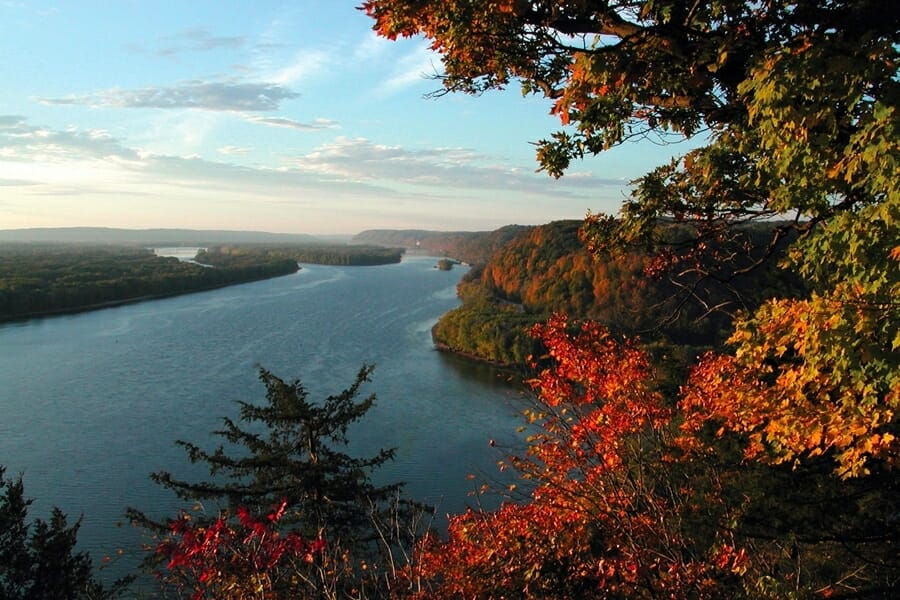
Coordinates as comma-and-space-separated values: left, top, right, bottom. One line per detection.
136, 365, 403, 547
130, 365, 431, 599
0, 466, 129, 600
398, 315, 755, 598
398, 315, 899, 598
363, 0, 898, 481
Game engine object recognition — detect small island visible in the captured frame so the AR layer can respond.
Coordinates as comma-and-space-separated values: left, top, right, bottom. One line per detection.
435, 258, 457, 271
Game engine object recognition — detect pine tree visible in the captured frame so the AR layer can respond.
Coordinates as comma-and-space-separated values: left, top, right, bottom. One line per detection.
0, 466, 129, 600
136, 365, 404, 548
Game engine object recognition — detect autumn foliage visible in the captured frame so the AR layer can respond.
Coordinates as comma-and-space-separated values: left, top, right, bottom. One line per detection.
679, 295, 899, 478
399, 315, 750, 598
394, 305, 900, 597
155, 500, 324, 600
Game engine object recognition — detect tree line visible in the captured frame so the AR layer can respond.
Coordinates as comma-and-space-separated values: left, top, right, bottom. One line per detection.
197, 244, 404, 267
0, 244, 300, 321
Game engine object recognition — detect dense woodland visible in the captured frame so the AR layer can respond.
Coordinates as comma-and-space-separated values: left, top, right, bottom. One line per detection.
0, 244, 299, 322
432, 219, 801, 366
197, 244, 403, 267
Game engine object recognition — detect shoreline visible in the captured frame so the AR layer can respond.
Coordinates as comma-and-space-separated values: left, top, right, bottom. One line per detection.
0, 270, 299, 325
431, 337, 525, 372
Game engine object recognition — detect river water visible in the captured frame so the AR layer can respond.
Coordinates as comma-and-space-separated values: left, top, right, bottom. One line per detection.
0, 256, 529, 581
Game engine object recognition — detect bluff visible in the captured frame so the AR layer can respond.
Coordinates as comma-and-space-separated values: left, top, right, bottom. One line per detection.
432, 220, 800, 368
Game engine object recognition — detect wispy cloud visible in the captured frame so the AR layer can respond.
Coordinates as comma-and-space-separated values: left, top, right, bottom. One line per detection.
0, 118, 382, 196
352, 31, 391, 63
38, 81, 300, 112
246, 116, 338, 131
0, 119, 622, 232
267, 49, 329, 86
159, 28, 245, 55
292, 137, 627, 195
127, 28, 245, 57
218, 145, 250, 155
374, 43, 441, 98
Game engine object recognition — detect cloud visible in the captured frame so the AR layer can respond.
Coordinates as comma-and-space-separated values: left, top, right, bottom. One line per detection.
374, 43, 441, 98
269, 50, 329, 86
0, 119, 626, 233
0, 119, 388, 197
127, 28, 245, 57
0, 115, 28, 127
291, 137, 623, 194
158, 28, 245, 55
246, 116, 338, 131
353, 31, 391, 63
0, 115, 139, 161
38, 81, 300, 112
218, 145, 250, 155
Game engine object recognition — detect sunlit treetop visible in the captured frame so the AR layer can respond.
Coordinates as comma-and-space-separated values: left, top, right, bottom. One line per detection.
363, 1, 895, 184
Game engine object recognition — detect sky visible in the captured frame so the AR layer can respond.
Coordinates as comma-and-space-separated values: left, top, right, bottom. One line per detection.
1, 1, 694, 236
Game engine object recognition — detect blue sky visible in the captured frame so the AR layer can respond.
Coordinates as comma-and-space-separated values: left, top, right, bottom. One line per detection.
1, 1, 692, 235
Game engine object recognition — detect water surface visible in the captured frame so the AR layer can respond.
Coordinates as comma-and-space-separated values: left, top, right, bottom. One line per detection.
0, 256, 528, 579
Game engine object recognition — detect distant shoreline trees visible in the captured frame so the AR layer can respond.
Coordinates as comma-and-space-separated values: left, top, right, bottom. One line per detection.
0, 243, 404, 322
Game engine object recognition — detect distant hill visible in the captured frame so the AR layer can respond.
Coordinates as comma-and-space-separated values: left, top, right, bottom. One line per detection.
0, 227, 323, 246
351, 225, 531, 265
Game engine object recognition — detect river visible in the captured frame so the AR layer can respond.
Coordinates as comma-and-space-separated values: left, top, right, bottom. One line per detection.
0, 256, 529, 582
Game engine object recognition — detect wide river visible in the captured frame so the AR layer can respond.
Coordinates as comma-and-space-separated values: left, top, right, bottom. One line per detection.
0, 255, 528, 582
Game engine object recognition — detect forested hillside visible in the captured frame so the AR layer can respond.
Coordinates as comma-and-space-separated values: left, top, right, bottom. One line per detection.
433, 220, 800, 366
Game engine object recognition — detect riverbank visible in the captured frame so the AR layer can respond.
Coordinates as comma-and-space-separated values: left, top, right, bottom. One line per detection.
0, 269, 299, 324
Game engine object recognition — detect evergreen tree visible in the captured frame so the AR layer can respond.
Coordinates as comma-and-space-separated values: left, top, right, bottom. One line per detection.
137, 365, 404, 548
0, 466, 128, 600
